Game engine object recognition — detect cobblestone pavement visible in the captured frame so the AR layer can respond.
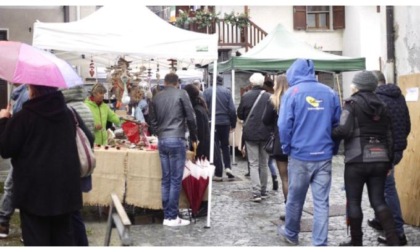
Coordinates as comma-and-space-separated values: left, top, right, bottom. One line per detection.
1, 155, 420, 247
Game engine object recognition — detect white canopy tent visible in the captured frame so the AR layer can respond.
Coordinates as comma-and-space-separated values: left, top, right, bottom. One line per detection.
33, 4, 219, 227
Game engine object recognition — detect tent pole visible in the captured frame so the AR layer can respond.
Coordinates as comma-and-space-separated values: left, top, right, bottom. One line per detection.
231, 69, 237, 166
206, 59, 218, 229
335, 73, 343, 108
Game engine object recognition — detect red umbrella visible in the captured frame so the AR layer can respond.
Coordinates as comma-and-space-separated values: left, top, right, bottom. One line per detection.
182, 159, 214, 217
0, 41, 83, 88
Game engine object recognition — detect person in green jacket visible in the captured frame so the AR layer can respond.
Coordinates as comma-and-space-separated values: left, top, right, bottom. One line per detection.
85, 83, 121, 145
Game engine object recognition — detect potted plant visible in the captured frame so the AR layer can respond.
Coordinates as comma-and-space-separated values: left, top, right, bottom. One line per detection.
175, 10, 191, 29
223, 11, 250, 28
193, 9, 220, 30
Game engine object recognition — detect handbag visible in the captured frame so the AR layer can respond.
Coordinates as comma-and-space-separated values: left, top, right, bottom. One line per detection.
69, 107, 96, 177
264, 133, 275, 155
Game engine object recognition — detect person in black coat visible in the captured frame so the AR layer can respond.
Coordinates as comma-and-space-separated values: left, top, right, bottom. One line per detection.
0, 85, 93, 246
366, 71, 411, 245
332, 71, 399, 246
184, 84, 223, 216
237, 73, 273, 202
184, 84, 223, 176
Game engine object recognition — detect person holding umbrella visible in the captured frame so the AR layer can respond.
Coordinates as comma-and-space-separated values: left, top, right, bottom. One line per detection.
0, 85, 90, 245
0, 41, 92, 245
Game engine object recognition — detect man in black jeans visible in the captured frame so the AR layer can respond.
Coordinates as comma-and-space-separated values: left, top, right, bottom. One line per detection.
367, 70, 411, 246
203, 75, 237, 181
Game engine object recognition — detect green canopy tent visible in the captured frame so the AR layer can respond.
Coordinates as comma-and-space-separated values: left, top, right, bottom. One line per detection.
209, 24, 365, 163
211, 23, 365, 73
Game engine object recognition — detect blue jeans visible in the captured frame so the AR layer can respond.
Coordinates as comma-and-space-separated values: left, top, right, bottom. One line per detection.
384, 168, 405, 236
158, 137, 187, 220
268, 157, 277, 176
283, 158, 332, 246
0, 165, 14, 224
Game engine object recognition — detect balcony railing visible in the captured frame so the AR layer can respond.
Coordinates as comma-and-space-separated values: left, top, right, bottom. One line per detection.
179, 19, 267, 52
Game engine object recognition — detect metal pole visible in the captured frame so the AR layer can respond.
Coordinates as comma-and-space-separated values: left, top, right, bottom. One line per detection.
335, 73, 343, 108
231, 69, 237, 165
206, 59, 217, 229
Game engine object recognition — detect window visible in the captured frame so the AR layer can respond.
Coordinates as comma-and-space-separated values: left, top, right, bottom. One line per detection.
0, 30, 8, 41
307, 6, 330, 29
293, 6, 345, 31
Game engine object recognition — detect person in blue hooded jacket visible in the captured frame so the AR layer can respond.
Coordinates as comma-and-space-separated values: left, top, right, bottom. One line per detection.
277, 59, 341, 246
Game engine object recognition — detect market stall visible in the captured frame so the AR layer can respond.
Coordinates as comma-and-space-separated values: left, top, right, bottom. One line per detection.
33, 4, 219, 226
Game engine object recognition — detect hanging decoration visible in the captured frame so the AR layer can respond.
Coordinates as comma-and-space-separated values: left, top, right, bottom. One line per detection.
111, 57, 132, 109
89, 58, 95, 77
168, 59, 177, 72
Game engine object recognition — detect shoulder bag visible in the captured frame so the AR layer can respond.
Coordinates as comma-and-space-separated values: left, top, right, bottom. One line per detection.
243, 90, 265, 128
69, 107, 96, 177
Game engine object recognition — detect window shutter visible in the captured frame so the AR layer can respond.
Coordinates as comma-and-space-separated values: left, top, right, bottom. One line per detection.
293, 6, 307, 30
333, 6, 345, 29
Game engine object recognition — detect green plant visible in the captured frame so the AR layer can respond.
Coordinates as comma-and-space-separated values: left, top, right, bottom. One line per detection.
175, 11, 190, 28
193, 9, 220, 29
223, 11, 250, 28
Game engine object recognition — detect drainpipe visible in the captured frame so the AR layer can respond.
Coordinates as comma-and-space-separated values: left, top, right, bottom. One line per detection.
386, 6, 395, 83
76, 6, 81, 20
63, 6, 69, 22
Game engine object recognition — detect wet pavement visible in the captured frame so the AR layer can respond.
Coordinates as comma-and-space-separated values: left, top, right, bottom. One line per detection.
1, 155, 420, 246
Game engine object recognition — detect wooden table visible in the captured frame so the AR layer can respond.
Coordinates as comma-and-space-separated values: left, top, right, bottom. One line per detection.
83, 146, 198, 209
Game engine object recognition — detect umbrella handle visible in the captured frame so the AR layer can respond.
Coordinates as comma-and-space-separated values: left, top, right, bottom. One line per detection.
192, 141, 198, 157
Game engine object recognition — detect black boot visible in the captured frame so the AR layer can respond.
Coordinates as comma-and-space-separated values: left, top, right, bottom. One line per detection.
272, 175, 279, 191
339, 217, 363, 246
376, 209, 400, 246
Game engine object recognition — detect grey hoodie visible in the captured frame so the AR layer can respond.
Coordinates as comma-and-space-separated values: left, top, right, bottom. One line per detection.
61, 86, 95, 136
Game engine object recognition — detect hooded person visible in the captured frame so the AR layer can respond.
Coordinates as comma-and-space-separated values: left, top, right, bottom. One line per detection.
62, 86, 95, 135
0, 85, 92, 245
277, 59, 341, 246
367, 70, 411, 246
332, 70, 400, 246
61, 85, 95, 246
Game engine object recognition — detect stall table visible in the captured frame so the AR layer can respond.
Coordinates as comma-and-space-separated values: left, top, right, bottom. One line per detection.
83, 146, 199, 209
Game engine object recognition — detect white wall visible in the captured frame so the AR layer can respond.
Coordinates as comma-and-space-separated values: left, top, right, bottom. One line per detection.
394, 6, 420, 76
216, 6, 344, 52
342, 6, 382, 99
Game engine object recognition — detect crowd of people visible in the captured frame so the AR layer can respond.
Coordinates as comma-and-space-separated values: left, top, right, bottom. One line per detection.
0, 57, 412, 246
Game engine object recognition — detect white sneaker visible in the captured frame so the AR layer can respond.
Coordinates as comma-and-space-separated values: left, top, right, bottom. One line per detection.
162, 219, 170, 225
212, 176, 223, 182
164, 217, 190, 227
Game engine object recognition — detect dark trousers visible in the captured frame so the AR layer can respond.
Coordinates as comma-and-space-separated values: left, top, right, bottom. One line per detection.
215, 125, 231, 169
20, 210, 74, 246
72, 210, 89, 246
344, 162, 390, 219
213, 139, 224, 177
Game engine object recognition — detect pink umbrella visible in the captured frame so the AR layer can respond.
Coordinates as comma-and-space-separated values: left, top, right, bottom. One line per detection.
182, 158, 214, 217
0, 41, 83, 88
